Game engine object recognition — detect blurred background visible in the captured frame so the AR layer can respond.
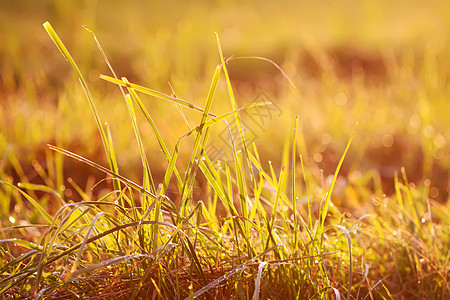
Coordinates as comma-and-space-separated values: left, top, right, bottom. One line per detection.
0, 0, 449, 204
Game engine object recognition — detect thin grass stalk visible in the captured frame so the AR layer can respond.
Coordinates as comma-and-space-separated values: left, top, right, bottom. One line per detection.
43, 22, 120, 192
216, 34, 254, 237
179, 65, 221, 216
47, 145, 157, 200
101, 75, 215, 117
105, 123, 123, 198
335, 225, 353, 300
70, 212, 104, 274
300, 155, 313, 230
401, 167, 421, 229
291, 116, 300, 254
123, 93, 156, 205
130, 202, 203, 300
123, 78, 183, 189
317, 123, 358, 239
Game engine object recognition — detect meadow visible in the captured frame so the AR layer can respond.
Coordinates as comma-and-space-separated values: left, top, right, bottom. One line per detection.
0, 1, 449, 299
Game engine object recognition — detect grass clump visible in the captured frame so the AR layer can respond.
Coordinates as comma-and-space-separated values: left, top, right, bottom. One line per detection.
0, 22, 449, 300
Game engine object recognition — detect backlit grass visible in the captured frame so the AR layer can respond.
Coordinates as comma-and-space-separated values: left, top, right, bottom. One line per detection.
1, 20, 449, 299
1, 1, 449, 299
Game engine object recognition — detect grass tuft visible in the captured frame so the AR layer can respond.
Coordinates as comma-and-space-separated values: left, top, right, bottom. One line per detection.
0, 20, 448, 300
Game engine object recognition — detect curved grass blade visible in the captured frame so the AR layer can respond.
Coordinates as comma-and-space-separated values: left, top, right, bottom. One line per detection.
16, 182, 65, 206
47, 144, 157, 200
130, 202, 204, 300
0, 239, 43, 251
0, 180, 52, 224
228, 56, 298, 91
44, 220, 176, 267
310, 286, 341, 300
70, 212, 104, 274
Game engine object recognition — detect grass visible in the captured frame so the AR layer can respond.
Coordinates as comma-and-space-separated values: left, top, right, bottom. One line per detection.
1, 2, 449, 299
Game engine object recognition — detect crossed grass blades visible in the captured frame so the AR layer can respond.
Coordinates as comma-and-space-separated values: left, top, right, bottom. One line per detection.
0, 22, 448, 299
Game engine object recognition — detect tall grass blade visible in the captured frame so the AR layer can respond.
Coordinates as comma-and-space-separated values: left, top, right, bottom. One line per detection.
216, 34, 254, 238
291, 116, 300, 253
104, 123, 122, 193
124, 93, 156, 196
318, 123, 358, 232
178, 65, 220, 215
124, 78, 183, 189
43, 22, 117, 181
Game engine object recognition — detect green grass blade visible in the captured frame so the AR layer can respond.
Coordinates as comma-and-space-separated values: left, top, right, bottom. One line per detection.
180, 102, 269, 140
104, 123, 122, 193
124, 93, 156, 196
401, 167, 421, 228
291, 116, 300, 253
47, 144, 157, 200
101, 75, 216, 116
70, 254, 151, 278
0, 181, 52, 224
70, 212, 105, 274
131, 202, 203, 299
318, 123, 358, 232
269, 166, 286, 232
216, 33, 251, 230
16, 182, 65, 205
43, 22, 115, 177
179, 65, 221, 215
123, 77, 182, 189
300, 154, 313, 230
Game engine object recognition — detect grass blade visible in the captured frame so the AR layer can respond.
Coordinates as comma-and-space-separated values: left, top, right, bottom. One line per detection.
318, 123, 358, 233
252, 261, 268, 300
47, 144, 157, 200
43, 22, 116, 180
335, 225, 353, 300
185, 245, 279, 300
101, 75, 216, 116
0, 181, 52, 224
